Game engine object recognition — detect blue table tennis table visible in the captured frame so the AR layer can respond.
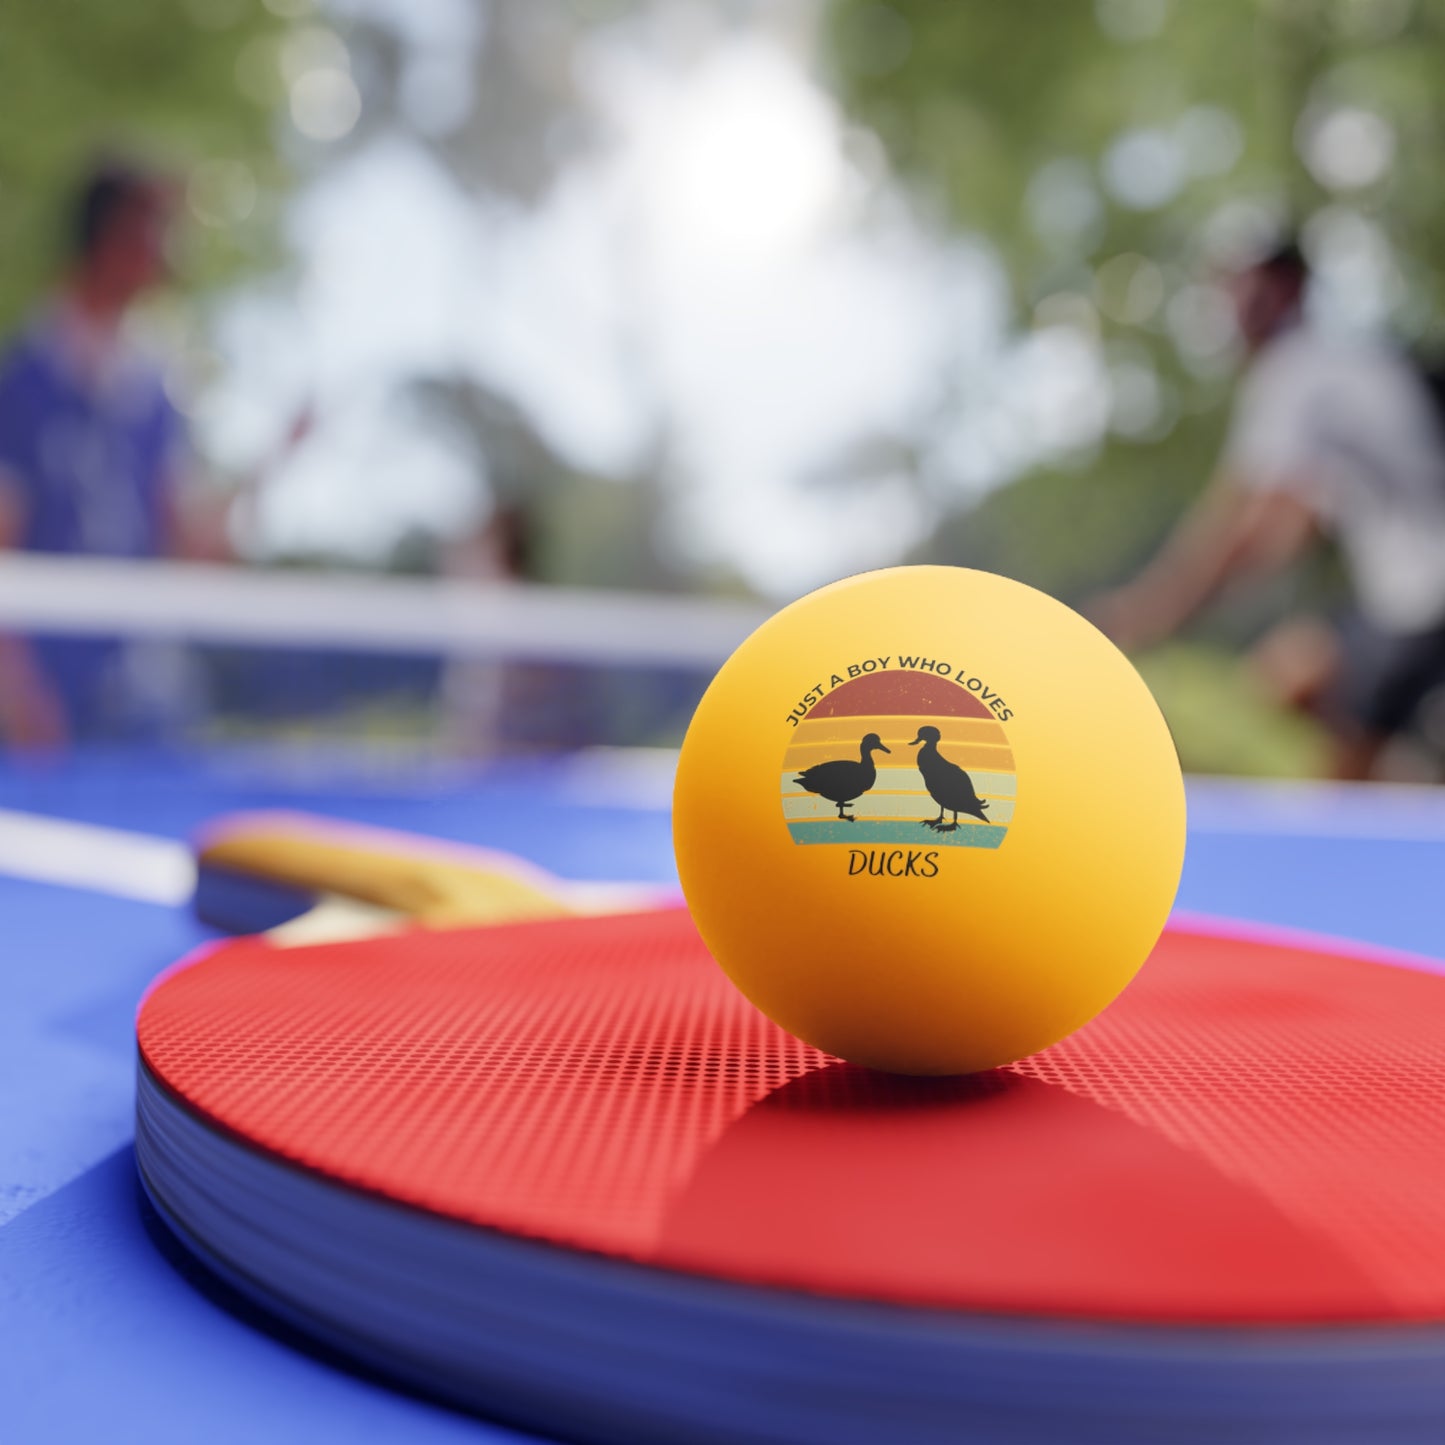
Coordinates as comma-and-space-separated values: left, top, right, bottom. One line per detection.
3, 748, 1443, 1444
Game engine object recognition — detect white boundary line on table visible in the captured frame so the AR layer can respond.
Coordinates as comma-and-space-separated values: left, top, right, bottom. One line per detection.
0, 803, 679, 909
0, 808, 195, 905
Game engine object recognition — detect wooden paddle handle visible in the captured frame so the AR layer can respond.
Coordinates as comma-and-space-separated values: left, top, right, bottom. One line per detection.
197, 815, 575, 929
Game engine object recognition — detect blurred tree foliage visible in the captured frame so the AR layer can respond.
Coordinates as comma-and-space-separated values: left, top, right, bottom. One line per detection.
826, 0, 1445, 604
0, 0, 292, 332
826, 0, 1445, 773
1134, 643, 1328, 777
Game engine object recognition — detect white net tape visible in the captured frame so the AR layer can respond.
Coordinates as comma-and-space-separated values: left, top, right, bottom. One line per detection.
0, 554, 769, 667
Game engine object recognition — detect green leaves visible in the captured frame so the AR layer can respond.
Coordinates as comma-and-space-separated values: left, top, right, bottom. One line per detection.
0, 0, 291, 329
827, 0, 1445, 579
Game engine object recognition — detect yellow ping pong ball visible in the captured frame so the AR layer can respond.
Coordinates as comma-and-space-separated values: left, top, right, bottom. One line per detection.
673, 565, 1185, 1075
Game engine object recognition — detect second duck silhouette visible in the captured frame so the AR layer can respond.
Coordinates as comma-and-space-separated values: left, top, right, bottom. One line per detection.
793, 732, 891, 823
909, 725, 990, 831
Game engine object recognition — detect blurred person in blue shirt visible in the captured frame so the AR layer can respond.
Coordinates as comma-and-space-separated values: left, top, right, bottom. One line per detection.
1095, 242, 1445, 780
0, 163, 217, 747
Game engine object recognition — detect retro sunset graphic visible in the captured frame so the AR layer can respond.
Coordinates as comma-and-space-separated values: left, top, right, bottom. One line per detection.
781, 668, 1015, 848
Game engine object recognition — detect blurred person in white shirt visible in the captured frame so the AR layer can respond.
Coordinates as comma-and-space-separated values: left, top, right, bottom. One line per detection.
1094, 242, 1445, 779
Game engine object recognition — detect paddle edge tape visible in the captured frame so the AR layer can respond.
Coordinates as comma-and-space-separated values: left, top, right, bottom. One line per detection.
134, 1058, 1445, 1445
1168, 911, 1445, 979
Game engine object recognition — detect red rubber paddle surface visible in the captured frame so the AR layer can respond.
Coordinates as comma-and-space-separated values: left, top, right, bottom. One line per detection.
137, 908, 1445, 1324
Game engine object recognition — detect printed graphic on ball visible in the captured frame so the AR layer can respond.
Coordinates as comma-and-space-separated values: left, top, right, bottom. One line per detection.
781, 664, 1014, 849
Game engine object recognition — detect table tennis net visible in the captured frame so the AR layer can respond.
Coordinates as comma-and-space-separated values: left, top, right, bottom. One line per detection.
0, 553, 757, 754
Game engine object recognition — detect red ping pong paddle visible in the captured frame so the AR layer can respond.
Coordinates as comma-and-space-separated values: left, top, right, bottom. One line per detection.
136, 905, 1445, 1442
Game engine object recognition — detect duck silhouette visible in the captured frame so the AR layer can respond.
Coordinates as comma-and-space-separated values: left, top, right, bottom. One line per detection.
793, 733, 891, 822
909, 725, 991, 831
